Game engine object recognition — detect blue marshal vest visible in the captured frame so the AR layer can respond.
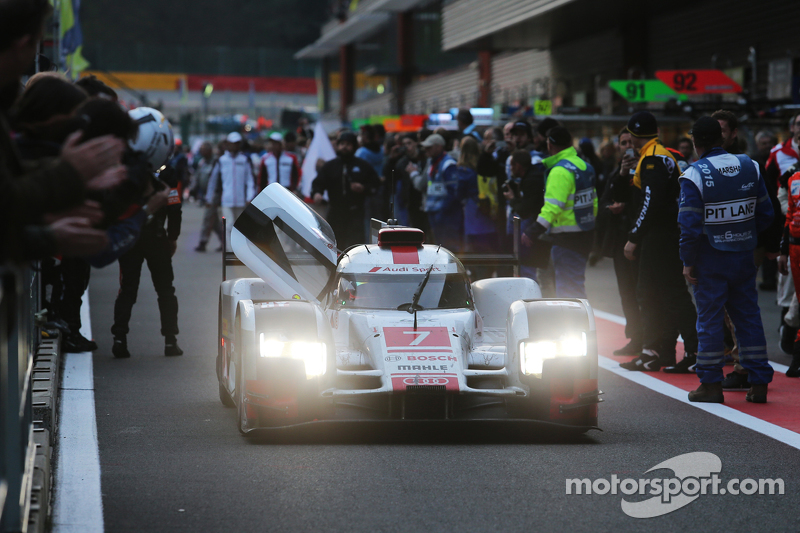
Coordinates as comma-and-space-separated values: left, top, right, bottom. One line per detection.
551, 159, 596, 231
425, 154, 456, 213
694, 152, 760, 252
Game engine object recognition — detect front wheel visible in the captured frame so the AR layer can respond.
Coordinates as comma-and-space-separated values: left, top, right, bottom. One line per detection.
219, 382, 234, 408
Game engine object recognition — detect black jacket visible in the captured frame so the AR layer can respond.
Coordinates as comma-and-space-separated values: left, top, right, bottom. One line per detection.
627, 141, 681, 244
596, 165, 638, 257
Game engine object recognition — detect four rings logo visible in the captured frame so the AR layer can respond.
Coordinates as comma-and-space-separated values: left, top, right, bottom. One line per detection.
566, 452, 784, 519
403, 377, 448, 385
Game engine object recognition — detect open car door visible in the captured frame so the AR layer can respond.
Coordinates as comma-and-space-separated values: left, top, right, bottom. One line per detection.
231, 183, 338, 304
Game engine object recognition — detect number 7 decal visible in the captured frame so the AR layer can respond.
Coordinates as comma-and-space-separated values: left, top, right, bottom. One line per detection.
403, 330, 430, 346
383, 327, 451, 347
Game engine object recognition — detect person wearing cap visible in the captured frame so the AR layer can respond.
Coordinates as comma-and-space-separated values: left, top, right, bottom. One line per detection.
258, 131, 301, 194
680, 117, 775, 403
620, 111, 699, 372
205, 131, 256, 251
410, 133, 460, 250
521, 126, 597, 298
312, 131, 380, 249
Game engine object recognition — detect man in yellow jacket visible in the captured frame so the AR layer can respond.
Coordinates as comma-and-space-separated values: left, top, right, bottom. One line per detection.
522, 126, 598, 298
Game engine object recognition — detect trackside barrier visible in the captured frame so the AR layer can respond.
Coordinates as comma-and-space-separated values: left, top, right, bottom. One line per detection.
0, 265, 39, 533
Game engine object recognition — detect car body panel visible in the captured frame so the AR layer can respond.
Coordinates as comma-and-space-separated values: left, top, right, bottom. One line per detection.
218, 184, 601, 433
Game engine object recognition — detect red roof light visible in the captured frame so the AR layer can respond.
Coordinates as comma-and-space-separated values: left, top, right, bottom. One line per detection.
377, 228, 425, 247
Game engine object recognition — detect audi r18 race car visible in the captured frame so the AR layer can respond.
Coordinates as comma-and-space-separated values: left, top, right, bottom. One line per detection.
217, 184, 601, 434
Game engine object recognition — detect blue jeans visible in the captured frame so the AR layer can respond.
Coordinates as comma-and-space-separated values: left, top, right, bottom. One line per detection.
551, 245, 588, 298
693, 244, 773, 385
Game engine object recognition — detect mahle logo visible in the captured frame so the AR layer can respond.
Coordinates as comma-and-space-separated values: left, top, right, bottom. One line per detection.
566, 452, 784, 519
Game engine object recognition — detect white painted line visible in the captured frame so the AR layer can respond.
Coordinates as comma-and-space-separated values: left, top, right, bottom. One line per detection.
599, 355, 800, 451
594, 308, 789, 372
53, 293, 104, 533
592, 309, 627, 326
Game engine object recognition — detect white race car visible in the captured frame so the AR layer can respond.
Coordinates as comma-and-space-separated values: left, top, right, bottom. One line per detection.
217, 184, 601, 434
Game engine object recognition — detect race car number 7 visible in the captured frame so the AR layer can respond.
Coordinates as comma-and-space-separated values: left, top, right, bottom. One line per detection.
403, 331, 430, 346
383, 327, 451, 347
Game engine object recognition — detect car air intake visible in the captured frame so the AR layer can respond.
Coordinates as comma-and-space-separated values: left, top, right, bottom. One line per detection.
405, 385, 446, 393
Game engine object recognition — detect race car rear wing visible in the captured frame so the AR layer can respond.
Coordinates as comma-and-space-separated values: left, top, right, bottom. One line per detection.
369, 218, 522, 277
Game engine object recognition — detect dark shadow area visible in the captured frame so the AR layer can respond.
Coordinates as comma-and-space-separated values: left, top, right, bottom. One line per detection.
242, 420, 602, 446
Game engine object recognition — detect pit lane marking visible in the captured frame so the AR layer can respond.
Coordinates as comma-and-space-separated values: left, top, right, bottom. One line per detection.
595, 309, 799, 451
53, 293, 104, 533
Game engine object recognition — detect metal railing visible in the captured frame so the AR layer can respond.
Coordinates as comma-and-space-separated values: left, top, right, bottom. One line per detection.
0, 265, 39, 532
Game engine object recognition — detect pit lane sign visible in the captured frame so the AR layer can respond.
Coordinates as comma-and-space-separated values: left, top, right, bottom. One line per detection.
608, 80, 687, 102
656, 70, 742, 94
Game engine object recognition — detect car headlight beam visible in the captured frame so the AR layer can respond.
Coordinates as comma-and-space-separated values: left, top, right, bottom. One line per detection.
520, 332, 587, 376
259, 333, 327, 379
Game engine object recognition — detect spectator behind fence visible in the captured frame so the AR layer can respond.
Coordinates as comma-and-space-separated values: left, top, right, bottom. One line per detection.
522, 126, 597, 298
621, 111, 698, 372
1, 0, 125, 261
312, 131, 379, 249
680, 117, 775, 403
205, 131, 256, 250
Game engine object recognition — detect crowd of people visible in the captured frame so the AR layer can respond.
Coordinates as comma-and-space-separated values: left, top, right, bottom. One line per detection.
4, 1, 800, 405
2, 0, 183, 357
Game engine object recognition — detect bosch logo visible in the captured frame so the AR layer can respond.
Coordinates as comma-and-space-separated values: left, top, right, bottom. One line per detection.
385, 356, 401, 362
403, 377, 449, 386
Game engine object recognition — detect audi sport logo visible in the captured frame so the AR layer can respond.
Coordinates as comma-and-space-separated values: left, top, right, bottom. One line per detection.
402, 377, 448, 385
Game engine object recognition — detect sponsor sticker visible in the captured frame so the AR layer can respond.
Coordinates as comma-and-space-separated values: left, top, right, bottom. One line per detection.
390, 373, 458, 391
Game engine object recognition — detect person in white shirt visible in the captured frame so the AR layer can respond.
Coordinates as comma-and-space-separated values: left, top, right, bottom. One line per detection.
206, 131, 256, 250
258, 131, 301, 194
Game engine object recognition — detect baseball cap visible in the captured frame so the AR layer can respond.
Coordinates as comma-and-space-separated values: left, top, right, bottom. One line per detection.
226, 131, 243, 143
689, 116, 723, 145
547, 126, 572, 147
510, 121, 533, 137
268, 132, 283, 142
338, 131, 358, 145
420, 133, 446, 148
535, 117, 559, 137
626, 111, 658, 138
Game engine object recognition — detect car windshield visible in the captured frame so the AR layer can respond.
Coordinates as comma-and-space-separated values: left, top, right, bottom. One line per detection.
332, 273, 472, 310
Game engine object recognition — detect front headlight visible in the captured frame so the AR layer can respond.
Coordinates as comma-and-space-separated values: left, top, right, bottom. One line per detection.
259, 334, 327, 379
520, 332, 587, 375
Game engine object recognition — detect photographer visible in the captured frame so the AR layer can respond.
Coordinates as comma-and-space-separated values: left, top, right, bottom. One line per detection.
111, 108, 182, 359
391, 132, 427, 230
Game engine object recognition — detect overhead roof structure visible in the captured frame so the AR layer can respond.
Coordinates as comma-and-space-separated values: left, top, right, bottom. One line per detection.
294, 0, 432, 59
